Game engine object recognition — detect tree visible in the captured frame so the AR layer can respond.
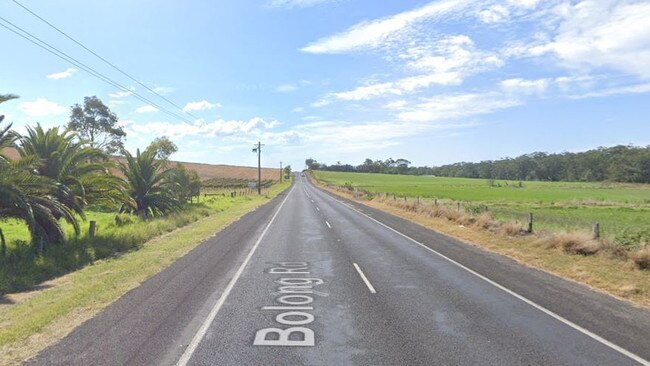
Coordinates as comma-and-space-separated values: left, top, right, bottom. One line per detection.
0, 158, 81, 250
305, 158, 319, 170
18, 124, 130, 211
0, 119, 16, 256
68, 96, 126, 154
0, 121, 16, 165
0, 94, 19, 105
167, 163, 201, 202
1, 119, 80, 250
119, 145, 179, 218
148, 136, 177, 161
283, 165, 292, 180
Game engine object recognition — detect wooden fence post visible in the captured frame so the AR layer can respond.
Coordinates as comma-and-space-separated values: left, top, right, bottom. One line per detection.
0, 228, 6, 257
592, 223, 600, 239
527, 213, 533, 233
89, 220, 97, 239
434, 199, 438, 206
457, 202, 461, 211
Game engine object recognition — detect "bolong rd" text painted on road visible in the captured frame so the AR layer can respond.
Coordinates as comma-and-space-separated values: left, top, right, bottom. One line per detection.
253, 261, 325, 347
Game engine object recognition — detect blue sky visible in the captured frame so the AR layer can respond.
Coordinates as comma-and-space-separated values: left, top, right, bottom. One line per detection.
1, 0, 649, 170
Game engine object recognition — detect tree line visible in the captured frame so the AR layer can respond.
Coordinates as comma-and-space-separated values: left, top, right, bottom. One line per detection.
305, 145, 650, 183
0, 94, 200, 255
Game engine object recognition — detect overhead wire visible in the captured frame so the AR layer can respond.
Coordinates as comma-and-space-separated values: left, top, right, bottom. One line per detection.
10, 0, 200, 120
0, 16, 193, 124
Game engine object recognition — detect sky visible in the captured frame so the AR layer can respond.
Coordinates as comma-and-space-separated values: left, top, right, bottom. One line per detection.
1, 0, 650, 170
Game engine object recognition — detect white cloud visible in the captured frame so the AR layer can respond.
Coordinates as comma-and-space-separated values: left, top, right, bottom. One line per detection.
109, 90, 134, 98
508, 0, 540, 9
317, 34, 501, 103
152, 86, 174, 95
332, 82, 400, 101
526, 1, 650, 79
46, 68, 77, 80
478, 5, 510, 23
267, 0, 333, 8
182, 100, 221, 112
108, 100, 125, 108
397, 92, 520, 122
301, 0, 470, 53
570, 82, 650, 99
127, 117, 277, 138
292, 107, 305, 113
17, 98, 66, 117
385, 100, 408, 109
500, 78, 549, 94
277, 84, 298, 93
135, 105, 159, 113
311, 99, 331, 108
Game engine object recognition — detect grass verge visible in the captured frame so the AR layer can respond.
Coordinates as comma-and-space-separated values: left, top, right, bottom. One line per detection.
0, 180, 290, 366
311, 177, 650, 309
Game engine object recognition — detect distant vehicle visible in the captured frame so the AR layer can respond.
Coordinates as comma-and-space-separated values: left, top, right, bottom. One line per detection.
301, 172, 305, 177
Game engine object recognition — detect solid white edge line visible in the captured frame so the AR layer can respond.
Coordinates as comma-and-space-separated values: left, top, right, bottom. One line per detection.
353, 263, 377, 294
306, 182, 649, 366
325, 221, 332, 229
175, 184, 295, 366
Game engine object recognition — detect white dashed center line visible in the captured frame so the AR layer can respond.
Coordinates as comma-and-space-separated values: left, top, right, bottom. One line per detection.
325, 221, 332, 229
353, 263, 376, 294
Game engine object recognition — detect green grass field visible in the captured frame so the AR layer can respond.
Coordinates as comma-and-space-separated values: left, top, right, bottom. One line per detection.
313, 171, 650, 242
0, 185, 278, 295
0, 180, 291, 365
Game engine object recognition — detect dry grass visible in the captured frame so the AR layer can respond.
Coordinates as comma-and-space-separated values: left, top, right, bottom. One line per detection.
545, 232, 603, 255
311, 177, 650, 309
474, 212, 498, 230
631, 247, 650, 270
500, 221, 526, 236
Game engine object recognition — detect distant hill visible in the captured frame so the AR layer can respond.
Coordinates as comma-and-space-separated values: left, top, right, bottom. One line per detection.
1, 147, 280, 182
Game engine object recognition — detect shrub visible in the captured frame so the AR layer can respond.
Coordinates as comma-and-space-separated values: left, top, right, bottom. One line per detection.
474, 212, 498, 230
630, 247, 650, 270
455, 214, 475, 226
501, 221, 525, 236
547, 232, 602, 255
614, 228, 650, 250
114, 214, 134, 227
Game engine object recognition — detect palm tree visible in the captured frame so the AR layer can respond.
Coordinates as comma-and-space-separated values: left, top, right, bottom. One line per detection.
0, 125, 79, 252
119, 147, 179, 218
18, 124, 130, 211
0, 158, 81, 251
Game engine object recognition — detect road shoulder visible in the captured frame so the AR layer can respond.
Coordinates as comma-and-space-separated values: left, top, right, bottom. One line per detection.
309, 178, 650, 361
1, 182, 291, 366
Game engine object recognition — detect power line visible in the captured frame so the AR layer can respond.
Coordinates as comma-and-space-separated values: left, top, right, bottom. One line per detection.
0, 16, 195, 124
10, 0, 200, 120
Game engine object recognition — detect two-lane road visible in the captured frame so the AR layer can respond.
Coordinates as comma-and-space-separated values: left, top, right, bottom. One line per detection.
32, 175, 650, 365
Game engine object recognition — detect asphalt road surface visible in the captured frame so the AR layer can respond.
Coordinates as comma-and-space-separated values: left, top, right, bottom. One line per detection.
31, 175, 650, 365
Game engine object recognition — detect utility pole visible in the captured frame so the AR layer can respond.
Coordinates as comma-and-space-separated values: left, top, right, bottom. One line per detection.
280, 161, 283, 183
252, 141, 263, 194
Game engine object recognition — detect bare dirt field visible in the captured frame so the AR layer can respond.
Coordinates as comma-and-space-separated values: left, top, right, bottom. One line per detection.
2, 147, 280, 181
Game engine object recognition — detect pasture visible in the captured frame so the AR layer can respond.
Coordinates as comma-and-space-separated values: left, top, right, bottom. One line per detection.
312, 171, 650, 241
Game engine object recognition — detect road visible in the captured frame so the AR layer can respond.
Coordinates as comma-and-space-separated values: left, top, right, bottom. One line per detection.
31, 175, 650, 365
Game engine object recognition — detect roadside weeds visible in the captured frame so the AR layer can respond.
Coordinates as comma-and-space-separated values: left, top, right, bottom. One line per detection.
0, 181, 290, 366
312, 178, 650, 309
